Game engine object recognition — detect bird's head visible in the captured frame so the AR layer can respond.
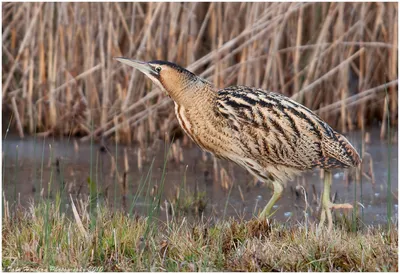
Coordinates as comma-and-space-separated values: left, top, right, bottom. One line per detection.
115, 58, 207, 105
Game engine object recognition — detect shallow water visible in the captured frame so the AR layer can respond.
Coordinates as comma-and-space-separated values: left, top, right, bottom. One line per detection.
2, 127, 398, 225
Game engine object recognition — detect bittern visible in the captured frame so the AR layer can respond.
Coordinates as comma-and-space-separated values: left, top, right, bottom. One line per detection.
115, 58, 361, 230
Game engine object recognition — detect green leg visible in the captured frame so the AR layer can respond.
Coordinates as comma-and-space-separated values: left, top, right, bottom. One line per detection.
318, 170, 353, 231
259, 181, 283, 219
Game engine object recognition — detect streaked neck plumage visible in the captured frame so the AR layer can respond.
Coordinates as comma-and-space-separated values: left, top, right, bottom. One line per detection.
161, 76, 216, 108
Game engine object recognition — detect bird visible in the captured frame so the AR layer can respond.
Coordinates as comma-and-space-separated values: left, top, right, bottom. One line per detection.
115, 58, 361, 230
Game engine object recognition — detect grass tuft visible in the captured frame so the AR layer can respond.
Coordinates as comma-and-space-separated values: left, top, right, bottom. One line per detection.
2, 200, 397, 271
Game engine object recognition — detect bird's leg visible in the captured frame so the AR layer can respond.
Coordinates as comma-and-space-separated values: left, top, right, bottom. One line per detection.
318, 170, 332, 231
318, 170, 353, 231
259, 181, 283, 219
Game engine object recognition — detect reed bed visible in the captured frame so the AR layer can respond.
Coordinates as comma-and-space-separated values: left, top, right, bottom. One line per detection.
2, 2, 398, 146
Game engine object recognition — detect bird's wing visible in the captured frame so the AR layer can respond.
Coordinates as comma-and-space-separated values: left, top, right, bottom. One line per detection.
216, 86, 360, 170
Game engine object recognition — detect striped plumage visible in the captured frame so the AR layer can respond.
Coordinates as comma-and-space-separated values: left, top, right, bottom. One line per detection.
115, 58, 361, 230
216, 86, 360, 179
176, 85, 360, 184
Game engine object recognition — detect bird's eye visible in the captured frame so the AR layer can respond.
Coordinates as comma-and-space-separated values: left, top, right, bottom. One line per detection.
155, 66, 162, 73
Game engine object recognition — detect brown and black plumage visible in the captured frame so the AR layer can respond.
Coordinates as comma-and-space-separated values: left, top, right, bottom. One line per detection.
115, 58, 361, 230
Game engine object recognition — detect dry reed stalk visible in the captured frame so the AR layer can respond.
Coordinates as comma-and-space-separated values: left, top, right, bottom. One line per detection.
123, 147, 129, 173
390, 11, 398, 127
36, 64, 103, 104
136, 123, 145, 149
3, 3, 42, 98
283, 20, 362, 94
300, 4, 338, 105
2, 5, 23, 42
74, 139, 79, 153
113, 115, 119, 144
47, 3, 57, 129
10, 96, 24, 138
20, 48, 28, 130
292, 48, 365, 101
3, 192, 9, 223
137, 147, 142, 172
27, 57, 34, 134
70, 195, 88, 239
220, 167, 231, 191
293, 5, 303, 96
80, 86, 162, 141
368, 156, 376, 185
2, 3, 397, 145
316, 80, 398, 115
357, 4, 367, 130
99, 5, 109, 129
278, 42, 394, 54
213, 157, 219, 184
196, 4, 308, 76
238, 185, 245, 203
337, 5, 347, 133
103, 99, 170, 139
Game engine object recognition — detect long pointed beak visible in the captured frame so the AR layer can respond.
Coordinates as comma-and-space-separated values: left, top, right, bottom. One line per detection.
114, 57, 159, 77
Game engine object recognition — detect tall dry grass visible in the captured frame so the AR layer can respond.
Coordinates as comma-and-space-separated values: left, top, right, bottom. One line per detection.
2, 2, 398, 145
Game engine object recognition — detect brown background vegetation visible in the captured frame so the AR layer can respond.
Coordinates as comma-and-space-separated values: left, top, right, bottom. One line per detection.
2, 2, 398, 145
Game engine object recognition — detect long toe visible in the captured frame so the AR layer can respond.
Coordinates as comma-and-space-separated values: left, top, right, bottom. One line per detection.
330, 203, 353, 210
259, 208, 272, 219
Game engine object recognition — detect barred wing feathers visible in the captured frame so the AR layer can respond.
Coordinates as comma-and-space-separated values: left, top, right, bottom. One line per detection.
216, 86, 361, 171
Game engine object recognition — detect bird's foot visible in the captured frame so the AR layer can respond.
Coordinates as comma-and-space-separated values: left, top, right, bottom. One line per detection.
318, 207, 331, 232
318, 202, 353, 232
330, 203, 353, 210
258, 207, 278, 220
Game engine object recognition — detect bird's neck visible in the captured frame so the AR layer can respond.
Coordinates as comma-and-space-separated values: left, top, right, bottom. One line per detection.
166, 79, 216, 109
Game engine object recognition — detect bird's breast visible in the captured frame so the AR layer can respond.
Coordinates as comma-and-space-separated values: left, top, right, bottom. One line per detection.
174, 102, 241, 157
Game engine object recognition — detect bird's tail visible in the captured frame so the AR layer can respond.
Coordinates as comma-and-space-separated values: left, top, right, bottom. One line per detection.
321, 132, 361, 169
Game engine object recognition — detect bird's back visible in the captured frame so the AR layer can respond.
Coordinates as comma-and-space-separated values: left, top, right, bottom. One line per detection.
216, 86, 361, 180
